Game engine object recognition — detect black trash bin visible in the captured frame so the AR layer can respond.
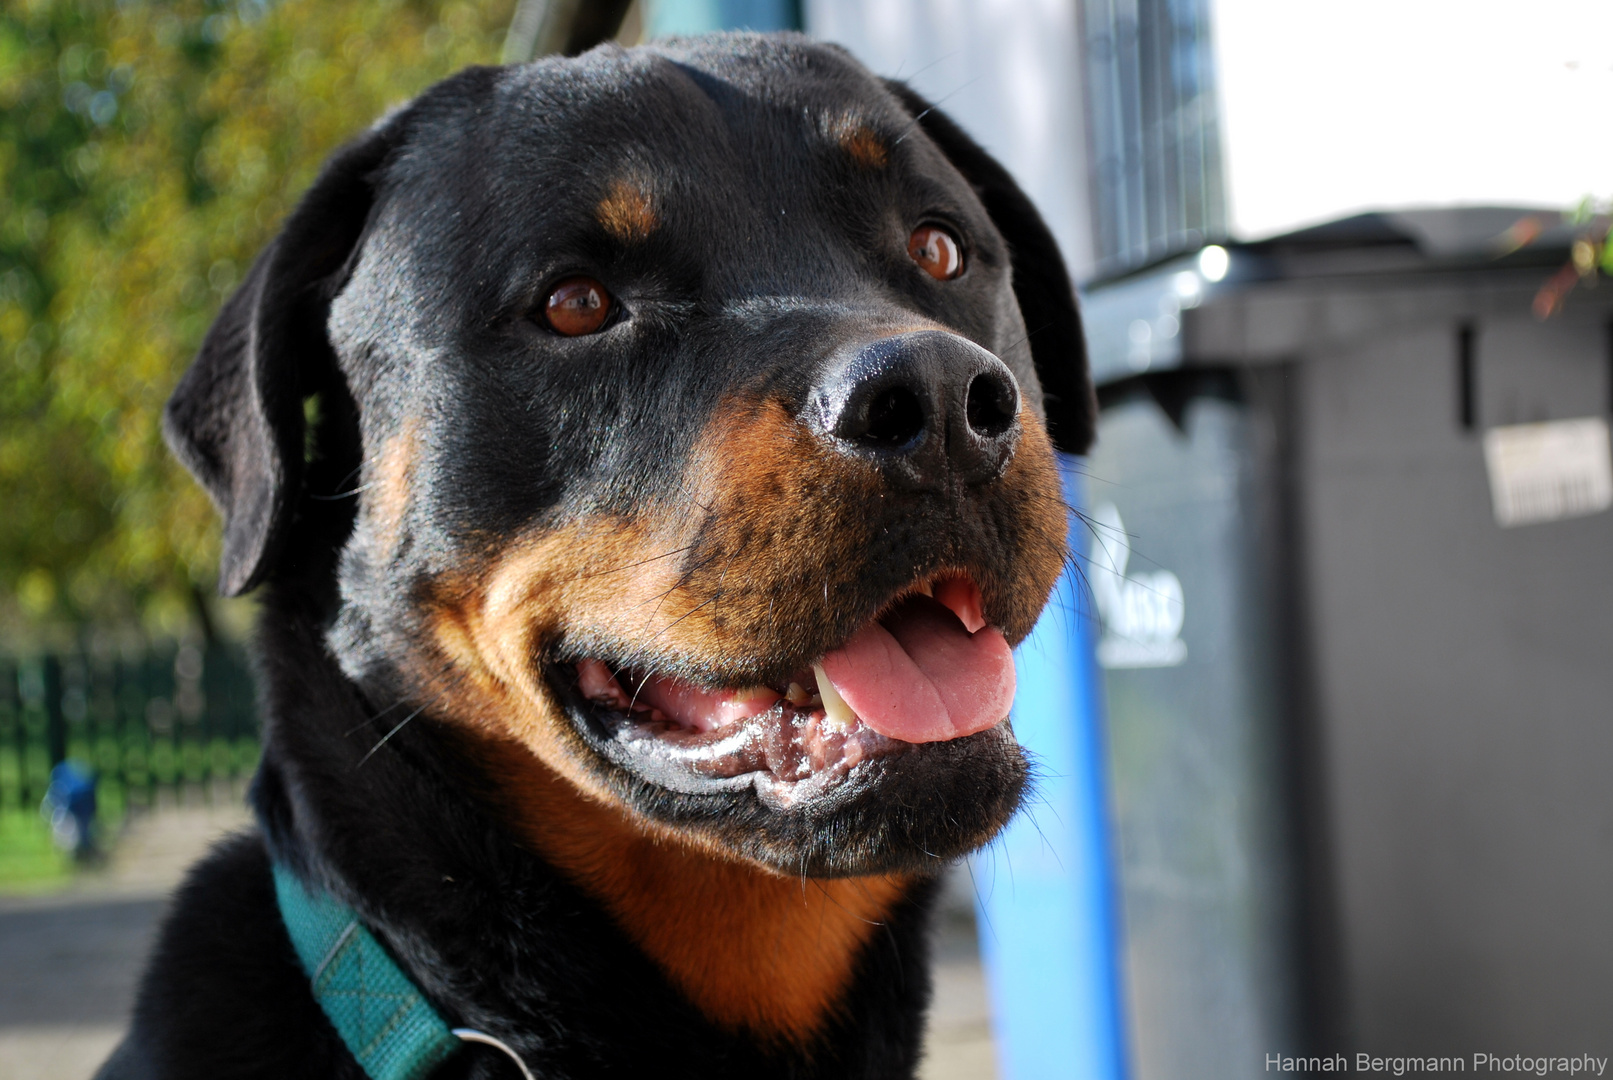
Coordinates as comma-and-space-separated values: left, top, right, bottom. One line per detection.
1081, 208, 1613, 1071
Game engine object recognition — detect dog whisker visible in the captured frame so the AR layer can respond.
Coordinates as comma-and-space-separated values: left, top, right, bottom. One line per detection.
355, 687, 452, 768
307, 484, 371, 501
578, 544, 695, 579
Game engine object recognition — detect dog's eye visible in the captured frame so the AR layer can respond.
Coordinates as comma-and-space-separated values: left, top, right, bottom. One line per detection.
544, 277, 613, 336
907, 225, 964, 281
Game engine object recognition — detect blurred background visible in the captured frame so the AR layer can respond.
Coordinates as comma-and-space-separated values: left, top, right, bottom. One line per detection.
2, 0, 1610, 1077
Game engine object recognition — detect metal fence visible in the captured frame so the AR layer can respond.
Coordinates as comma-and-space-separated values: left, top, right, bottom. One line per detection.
0, 641, 259, 816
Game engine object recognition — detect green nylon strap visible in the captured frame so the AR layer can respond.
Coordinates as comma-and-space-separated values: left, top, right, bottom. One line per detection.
272, 864, 461, 1080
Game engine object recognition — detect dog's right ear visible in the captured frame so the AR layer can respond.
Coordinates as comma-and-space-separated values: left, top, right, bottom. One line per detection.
164, 126, 396, 597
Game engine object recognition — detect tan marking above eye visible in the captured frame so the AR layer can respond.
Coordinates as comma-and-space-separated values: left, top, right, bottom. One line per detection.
596, 178, 658, 242
839, 125, 888, 169
544, 277, 612, 336
908, 225, 964, 280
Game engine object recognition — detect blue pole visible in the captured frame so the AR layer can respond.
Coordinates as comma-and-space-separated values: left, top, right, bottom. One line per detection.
645, 0, 800, 36
973, 455, 1128, 1080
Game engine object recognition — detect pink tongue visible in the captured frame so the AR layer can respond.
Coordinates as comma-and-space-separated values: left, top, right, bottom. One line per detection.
820, 596, 1015, 744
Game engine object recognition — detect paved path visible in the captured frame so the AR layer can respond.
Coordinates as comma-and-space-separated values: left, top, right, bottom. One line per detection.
923, 905, 1002, 1080
0, 803, 998, 1080
0, 800, 253, 1080
0, 896, 168, 1079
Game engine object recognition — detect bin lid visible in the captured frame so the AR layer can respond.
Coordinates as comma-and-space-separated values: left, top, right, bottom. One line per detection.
1082, 206, 1582, 385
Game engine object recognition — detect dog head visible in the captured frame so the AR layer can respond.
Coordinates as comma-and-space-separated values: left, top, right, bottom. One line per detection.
165, 34, 1093, 878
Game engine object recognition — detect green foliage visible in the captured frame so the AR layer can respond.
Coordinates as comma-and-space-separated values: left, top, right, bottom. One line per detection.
1530, 195, 1613, 319
0, 0, 513, 644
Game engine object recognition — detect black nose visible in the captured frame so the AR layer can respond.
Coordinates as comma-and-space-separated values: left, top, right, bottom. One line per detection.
806, 331, 1022, 488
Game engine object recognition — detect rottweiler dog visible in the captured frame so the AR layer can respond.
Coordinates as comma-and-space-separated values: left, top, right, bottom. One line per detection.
99, 32, 1093, 1080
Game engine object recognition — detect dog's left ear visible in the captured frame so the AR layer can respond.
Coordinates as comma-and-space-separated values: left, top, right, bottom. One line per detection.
884, 80, 1097, 455
164, 126, 396, 596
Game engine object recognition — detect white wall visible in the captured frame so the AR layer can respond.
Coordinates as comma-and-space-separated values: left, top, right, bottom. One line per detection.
804, 0, 1097, 281
1214, 0, 1613, 239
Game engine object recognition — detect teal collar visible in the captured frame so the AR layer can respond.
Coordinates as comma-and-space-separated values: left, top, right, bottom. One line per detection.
272, 863, 532, 1080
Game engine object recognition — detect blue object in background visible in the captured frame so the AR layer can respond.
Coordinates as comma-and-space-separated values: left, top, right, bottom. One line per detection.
43, 760, 98, 859
645, 0, 800, 37
973, 455, 1128, 1080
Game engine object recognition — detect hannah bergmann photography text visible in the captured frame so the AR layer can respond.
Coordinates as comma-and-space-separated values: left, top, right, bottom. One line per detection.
1266, 1054, 1609, 1075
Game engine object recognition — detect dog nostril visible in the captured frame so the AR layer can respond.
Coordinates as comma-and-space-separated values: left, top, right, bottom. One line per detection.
965, 374, 1017, 437
862, 387, 926, 447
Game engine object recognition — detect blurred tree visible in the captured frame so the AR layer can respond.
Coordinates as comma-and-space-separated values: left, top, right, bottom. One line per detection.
0, 0, 513, 645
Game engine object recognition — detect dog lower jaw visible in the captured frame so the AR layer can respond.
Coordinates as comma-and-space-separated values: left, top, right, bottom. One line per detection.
571, 657, 899, 809
563, 663, 1025, 821
555, 671, 1026, 876
601, 694, 899, 811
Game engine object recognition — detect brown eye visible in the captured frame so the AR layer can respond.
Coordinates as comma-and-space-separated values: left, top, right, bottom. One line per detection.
908, 225, 964, 280
544, 276, 612, 336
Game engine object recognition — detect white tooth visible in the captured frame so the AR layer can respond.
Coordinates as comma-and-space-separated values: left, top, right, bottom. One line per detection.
786, 681, 811, 706
813, 662, 855, 731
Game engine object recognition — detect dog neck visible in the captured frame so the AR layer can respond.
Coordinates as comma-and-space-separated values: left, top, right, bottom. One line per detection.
476, 737, 916, 1045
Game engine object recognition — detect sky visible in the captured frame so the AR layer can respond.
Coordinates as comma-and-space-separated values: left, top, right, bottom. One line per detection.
1213, 0, 1613, 239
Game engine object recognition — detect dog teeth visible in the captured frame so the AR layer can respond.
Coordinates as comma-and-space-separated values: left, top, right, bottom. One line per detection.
916, 580, 934, 597
785, 681, 811, 706
812, 662, 855, 731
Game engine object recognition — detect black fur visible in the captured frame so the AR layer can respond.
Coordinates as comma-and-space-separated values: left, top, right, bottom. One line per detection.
106, 33, 1091, 1079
